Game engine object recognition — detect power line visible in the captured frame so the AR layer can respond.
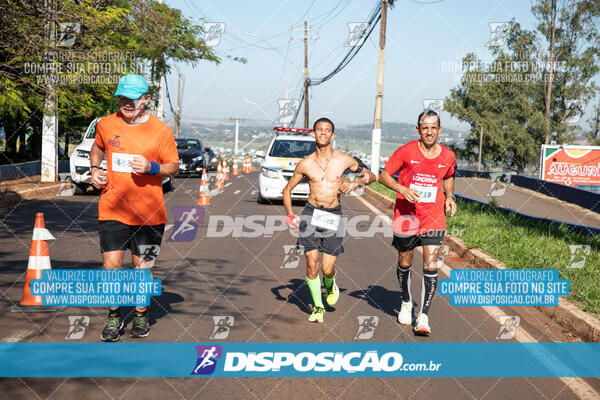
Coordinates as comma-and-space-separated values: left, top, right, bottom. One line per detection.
289, 0, 384, 126
309, 1, 382, 86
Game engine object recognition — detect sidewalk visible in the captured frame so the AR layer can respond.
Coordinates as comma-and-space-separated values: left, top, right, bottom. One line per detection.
0, 175, 63, 208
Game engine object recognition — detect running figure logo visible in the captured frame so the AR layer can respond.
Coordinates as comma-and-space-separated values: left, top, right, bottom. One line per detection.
275, 99, 300, 126
487, 173, 512, 197
354, 316, 379, 340
191, 345, 222, 375
568, 245, 591, 269
46, 22, 80, 47
281, 245, 304, 269
345, 22, 369, 47
565, 99, 584, 125
65, 315, 90, 340
210, 316, 234, 339
430, 245, 450, 269
57, 173, 76, 196
168, 206, 204, 242
496, 316, 520, 339
203, 23, 225, 47
137, 244, 161, 268
487, 22, 511, 47
422, 99, 444, 114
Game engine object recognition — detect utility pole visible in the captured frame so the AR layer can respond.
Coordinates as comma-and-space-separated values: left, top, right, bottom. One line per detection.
174, 73, 182, 137
155, 0, 164, 121
292, 22, 319, 129
478, 126, 483, 172
303, 21, 309, 129
370, 0, 389, 175
230, 117, 245, 155
41, 0, 58, 182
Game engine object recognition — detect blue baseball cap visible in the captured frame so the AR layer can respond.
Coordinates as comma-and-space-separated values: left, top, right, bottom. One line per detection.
114, 74, 149, 99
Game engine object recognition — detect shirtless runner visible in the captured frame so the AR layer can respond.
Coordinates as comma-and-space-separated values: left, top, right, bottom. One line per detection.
283, 117, 376, 323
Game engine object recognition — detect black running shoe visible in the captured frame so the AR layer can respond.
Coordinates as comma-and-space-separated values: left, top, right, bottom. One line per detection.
130, 310, 150, 338
101, 309, 124, 342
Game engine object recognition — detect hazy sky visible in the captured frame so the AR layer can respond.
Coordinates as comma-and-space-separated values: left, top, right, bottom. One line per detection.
163, 1, 565, 130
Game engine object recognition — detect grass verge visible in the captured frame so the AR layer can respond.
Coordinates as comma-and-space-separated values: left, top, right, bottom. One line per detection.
368, 183, 600, 315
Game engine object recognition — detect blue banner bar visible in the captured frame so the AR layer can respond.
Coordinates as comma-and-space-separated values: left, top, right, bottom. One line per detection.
0, 342, 598, 377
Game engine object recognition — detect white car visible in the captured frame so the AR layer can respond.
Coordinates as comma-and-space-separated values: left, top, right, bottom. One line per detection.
69, 117, 174, 194
257, 127, 315, 204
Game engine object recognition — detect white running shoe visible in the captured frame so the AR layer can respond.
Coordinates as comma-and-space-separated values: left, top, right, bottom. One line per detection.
397, 301, 412, 325
414, 313, 431, 336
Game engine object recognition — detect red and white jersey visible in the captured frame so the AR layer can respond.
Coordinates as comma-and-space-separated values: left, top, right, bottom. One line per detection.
384, 140, 456, 235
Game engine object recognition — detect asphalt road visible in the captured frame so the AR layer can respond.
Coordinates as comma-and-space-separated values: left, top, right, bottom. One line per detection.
456, 177, 600, 229
0, 172, 598, 399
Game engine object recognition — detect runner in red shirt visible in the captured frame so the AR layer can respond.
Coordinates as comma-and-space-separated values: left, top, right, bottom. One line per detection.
378, 109, 457, 336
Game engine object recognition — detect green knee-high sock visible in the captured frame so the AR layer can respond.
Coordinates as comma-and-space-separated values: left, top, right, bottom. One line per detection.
306, 275, 324, 308
323, 271, 336, 289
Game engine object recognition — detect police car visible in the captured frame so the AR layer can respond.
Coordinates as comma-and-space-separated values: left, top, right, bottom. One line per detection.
257, 127, 315, 204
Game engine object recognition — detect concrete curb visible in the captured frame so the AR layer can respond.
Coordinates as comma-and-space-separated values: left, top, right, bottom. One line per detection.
364, 186, 394, 209
364, 186, 600, 342
0, 183, 63, 208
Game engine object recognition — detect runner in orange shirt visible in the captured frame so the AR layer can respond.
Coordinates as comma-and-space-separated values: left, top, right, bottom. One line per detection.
90, 74, 179, 341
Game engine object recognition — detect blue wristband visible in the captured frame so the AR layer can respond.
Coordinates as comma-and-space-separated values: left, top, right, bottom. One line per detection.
147, 161, 160, 175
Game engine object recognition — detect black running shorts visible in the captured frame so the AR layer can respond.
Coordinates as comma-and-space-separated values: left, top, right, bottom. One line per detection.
392, 230, 445, 252
98, 220, 165, 255
296, 202, 345, 256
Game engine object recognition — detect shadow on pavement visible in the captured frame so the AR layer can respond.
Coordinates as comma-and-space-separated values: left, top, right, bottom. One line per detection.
120, 291, 185, 328
347, 284, 406, 318
0, 198, 99, 239
271, 278, 312, 314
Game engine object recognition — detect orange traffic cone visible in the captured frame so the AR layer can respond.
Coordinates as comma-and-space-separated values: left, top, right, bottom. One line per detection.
196, 175, 211, 206
224, 162, 230, 181
214, 162, 222, 189
232, 156, 239, 176
201, 169, 208, 183
12, 212, 64, 312
242, 156, 248, 174
247, 155, 253, 173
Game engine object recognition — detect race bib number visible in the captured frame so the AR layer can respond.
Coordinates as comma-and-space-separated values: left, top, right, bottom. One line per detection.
409, 183, 437, 203
311, 208, 340, 231
112, 153, 136, 173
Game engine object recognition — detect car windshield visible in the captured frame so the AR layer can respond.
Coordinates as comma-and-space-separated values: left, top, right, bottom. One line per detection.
269, 139, 315, 158
176, 139, 202, 150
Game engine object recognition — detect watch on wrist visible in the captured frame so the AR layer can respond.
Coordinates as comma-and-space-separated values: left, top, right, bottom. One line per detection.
90, 165, 100, 170
447, 193, 456, 201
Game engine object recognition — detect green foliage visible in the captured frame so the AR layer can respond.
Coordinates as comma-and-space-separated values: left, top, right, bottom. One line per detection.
446, 1, 600, 172
0, 0, 225, 155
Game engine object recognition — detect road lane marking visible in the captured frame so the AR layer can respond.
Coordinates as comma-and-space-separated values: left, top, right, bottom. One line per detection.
355, 194, 599, 400
1, 329, 32, 343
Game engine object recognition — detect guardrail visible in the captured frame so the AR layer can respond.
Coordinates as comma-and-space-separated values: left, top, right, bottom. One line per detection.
456, 169, 600, 214
0, 161, 70, 181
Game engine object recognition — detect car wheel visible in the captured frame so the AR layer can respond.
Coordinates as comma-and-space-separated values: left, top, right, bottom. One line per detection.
257, 191, 267, 204
162, 179, 174, 193
74, 183, 87, 195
